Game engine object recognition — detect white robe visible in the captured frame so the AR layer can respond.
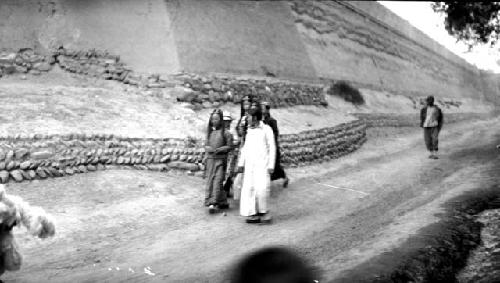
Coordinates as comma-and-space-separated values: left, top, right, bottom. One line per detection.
238, 121, 276, 216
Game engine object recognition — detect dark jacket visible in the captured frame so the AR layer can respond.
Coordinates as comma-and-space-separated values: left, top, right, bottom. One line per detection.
420, 105, 443, 131
264, 116, 279, 145
263, 115, 287, 180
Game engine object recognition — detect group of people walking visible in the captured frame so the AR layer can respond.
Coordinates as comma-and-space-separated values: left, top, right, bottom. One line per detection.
203, 96, 288, 224
203, 94, 443, 224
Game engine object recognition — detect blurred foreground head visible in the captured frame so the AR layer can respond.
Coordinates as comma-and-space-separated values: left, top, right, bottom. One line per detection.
230, 246, 317, 283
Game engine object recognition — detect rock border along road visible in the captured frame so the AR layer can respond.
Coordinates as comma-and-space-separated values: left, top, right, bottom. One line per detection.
3, 117, 499, 282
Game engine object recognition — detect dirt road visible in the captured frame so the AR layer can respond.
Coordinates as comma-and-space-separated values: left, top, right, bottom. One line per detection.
3, 117, 500, 283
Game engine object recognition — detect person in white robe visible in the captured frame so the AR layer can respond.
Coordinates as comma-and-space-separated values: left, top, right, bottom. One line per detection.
237, 105, 276, 224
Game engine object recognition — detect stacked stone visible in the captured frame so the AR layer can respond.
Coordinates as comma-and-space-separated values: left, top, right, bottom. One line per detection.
279, 120, 367, 167
2, 48, 328, 109
55, 47, 171, 88
56, 48, 128, 80
354, 113, 418, 127
0, 49, 54, 77
0, 121, 371, 183
354, 112, 492, 128
0, 134, 205, 184
413, 96, 463, 109
408, 96, 464, 110
175, 73, 328, 109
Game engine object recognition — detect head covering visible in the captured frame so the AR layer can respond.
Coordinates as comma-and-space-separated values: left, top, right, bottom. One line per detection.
223, 112, 233, 121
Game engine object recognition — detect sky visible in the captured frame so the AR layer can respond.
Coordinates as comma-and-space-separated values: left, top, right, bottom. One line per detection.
379, 1, 500, 73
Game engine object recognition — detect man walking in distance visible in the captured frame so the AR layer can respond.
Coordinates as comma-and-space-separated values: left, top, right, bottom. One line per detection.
262, 102, 289, 188
420, 95, 443, 159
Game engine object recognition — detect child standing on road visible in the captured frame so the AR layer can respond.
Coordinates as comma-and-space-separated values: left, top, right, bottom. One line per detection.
204, 109, 233, 213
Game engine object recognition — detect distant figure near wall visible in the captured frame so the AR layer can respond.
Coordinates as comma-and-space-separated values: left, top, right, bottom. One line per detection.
420, 95, 443, 159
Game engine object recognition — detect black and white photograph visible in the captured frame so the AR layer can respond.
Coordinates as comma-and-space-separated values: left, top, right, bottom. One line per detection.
0, 1, 499, 282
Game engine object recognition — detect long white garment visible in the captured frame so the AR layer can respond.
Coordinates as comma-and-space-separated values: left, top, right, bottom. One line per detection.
238, 121, 276, 217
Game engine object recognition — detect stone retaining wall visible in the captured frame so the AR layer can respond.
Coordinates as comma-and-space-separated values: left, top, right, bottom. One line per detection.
0, 110, 490, 184
2, 48, 329, 109
353, 112, 493, 127
54, 48, 175, 88
280, 120, 366, 167
54, 49, 329, 109
175, 73, 328, 109
0, 120, 366, 184
0, 48, 54, 77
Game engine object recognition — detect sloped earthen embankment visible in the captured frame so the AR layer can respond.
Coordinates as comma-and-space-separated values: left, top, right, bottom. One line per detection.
332, 186, 500, 283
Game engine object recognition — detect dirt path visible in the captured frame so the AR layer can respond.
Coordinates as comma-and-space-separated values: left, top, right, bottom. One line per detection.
3, 117, 500, 283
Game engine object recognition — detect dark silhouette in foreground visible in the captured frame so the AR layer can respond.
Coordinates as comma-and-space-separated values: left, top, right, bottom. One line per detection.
230, 246, 317, 283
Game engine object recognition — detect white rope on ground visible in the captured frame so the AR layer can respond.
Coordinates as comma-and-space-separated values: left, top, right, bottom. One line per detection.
317, 183, 370, 196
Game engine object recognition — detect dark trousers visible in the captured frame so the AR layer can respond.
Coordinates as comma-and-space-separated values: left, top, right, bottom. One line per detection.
424, 127, 439, 152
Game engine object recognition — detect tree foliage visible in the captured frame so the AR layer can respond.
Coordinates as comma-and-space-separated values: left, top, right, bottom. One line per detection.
432, 2, 500, 49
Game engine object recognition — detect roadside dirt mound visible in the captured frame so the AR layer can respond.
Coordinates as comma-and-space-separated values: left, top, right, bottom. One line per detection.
0, 72, 356, 138
332, 187, 500, 283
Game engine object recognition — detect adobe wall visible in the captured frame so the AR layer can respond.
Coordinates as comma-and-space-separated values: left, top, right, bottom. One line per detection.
0, 0, 498, 104
165, 0, 317, 80
0, 0, 179, 74
289, 1, 488, 100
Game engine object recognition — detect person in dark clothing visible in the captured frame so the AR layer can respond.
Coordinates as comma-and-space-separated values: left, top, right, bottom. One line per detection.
204, 109, 233, 213
261, 102, 289, 188
420, 95, 443, 159
222, 113, 237, 198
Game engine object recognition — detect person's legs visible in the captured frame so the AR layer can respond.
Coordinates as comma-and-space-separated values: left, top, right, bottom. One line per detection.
271, 151, 289, 188
423, 128, 433, 157
213, 160, 229, 209
431, 127, 440, 159
282, 171, 289, 188
256, 172, 272, 224
204, 158, 216, 207
272, 167, 289, 186
240, 176, 257, 219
